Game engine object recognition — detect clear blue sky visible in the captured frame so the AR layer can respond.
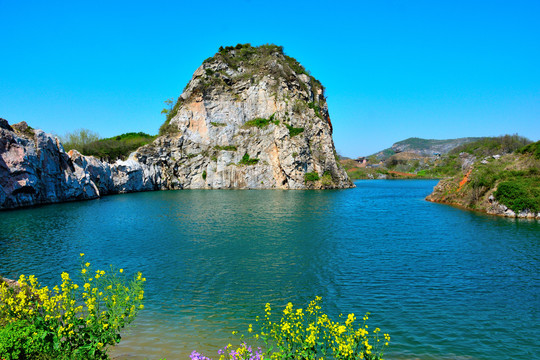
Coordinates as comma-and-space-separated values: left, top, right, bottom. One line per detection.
1, 0, 538, 157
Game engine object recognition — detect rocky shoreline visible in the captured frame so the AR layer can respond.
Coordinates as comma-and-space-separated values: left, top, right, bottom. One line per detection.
426, 176, 540, 220
0, 119, 161, 210
426, 193, 540, 219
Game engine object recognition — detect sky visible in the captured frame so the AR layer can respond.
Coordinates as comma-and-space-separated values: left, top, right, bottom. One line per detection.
1, 0, 538, 157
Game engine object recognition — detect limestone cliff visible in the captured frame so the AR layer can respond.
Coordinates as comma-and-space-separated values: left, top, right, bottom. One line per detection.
134, 44, 352, 190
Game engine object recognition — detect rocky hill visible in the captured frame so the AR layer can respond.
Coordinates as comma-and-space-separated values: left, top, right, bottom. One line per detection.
0, 44, 352, 210
426, 140, 540, 219
133, 44, 352, 190
370, 137, 483, 161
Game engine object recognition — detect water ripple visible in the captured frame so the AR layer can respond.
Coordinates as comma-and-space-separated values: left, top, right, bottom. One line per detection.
0, 181, 538, 360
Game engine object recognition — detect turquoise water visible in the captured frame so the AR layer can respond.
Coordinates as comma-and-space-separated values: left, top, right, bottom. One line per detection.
0, 180, 538, 360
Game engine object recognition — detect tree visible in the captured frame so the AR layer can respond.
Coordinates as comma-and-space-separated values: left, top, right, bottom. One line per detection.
161, 98, 173, 117
60, 129, 100, 152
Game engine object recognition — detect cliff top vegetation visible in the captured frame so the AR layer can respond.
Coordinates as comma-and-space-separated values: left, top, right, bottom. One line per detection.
159, 44, 325, 136
62, 130, 156, 161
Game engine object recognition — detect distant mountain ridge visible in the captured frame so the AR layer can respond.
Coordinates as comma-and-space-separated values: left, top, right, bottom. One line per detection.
370, 137, 484, 161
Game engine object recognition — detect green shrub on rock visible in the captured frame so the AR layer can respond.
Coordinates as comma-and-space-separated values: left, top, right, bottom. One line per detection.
304, 171, 320, 182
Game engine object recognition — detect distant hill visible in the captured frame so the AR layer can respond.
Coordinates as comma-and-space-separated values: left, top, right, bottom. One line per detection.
369, 137, 484, 161
342, 135, 535, 182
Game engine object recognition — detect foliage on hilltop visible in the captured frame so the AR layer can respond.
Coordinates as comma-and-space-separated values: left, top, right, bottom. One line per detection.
449, 134, 531, 157
394, 137, 483, 152
62, 130, 156, 161
159, 44, 326, 135
517, 140, 540, 159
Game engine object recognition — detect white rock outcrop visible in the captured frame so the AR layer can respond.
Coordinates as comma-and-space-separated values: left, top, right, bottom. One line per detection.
0, 120, 160, 210
135, 44, 352, 190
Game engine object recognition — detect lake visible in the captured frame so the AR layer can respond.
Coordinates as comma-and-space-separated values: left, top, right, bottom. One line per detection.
0, 180, 538, 360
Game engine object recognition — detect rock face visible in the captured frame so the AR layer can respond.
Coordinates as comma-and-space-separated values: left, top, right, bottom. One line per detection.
1, 122, 98, 209
0, 45, 353, 210
0, 121, 159, 210
135, 44, 352, 190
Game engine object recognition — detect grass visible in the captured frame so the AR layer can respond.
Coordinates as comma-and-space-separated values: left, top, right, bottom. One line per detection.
432, 149, 540, 213
201, 44, 325, 99
243, 113, 278, 129
210, 122, 227, 127
214, 145, 237, 151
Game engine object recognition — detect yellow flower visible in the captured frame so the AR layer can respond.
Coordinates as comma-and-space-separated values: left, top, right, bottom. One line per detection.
85, 262, 90, 267
81, 269, 86, 274
80, 253, 84, 257
119, 269, 123, 273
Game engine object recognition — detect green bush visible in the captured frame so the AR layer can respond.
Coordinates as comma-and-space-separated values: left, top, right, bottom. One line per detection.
321, 171, 333, 186
308, 102, 322, 119
243, 113, 277, 129
470, 167, 498, 189
210, 122, 227, 127
239, 153, 259, 166
286, 124, 304, 137
60, 129, 101, 153
518, 140, 540, 159
495, 179, 540, 213
0, 320, 54, 360
214, 145, 237, 151
202, 170, 207, 180
159, 119, 179, 136
304, 171, 320, 182
159, 97, 183, 136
